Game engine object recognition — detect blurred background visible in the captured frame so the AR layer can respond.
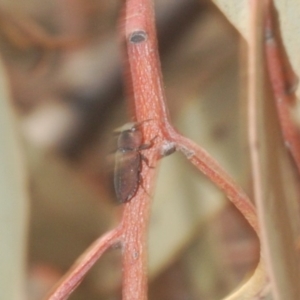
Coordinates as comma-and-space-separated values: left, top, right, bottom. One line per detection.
0, 0, 259, 299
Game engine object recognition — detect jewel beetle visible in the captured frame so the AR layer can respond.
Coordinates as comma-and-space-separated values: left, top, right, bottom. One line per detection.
114, 122, 153, 203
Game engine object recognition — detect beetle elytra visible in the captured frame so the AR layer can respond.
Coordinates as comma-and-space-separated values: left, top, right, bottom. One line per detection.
114, 121, 154, 203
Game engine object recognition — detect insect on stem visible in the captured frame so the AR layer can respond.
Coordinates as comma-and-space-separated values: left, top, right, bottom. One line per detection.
114, 121, 154, 203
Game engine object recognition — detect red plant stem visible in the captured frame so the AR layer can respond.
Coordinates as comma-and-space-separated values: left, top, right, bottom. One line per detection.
120, 168, 157, 300
122, 0, 173, 138
45, 229, 121, 300
120, 0, 169, 299
121, 0, 260, 298
172, 132, 259, 234
121, 1, 259, 299
45, 0, 260, 298
264, 0, 300, 173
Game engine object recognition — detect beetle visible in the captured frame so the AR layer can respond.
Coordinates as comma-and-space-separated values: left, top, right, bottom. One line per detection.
114, 122, 154, 203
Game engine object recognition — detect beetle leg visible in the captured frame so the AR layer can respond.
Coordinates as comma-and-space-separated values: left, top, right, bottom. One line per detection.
141, 154, 155, 168
137, 171, 151, 197
139, 135, 158, 150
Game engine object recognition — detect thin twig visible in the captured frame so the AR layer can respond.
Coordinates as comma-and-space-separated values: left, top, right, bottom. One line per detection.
174, 133, 259, 233
264, 0, 300, 173
45, 228, 121, 300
